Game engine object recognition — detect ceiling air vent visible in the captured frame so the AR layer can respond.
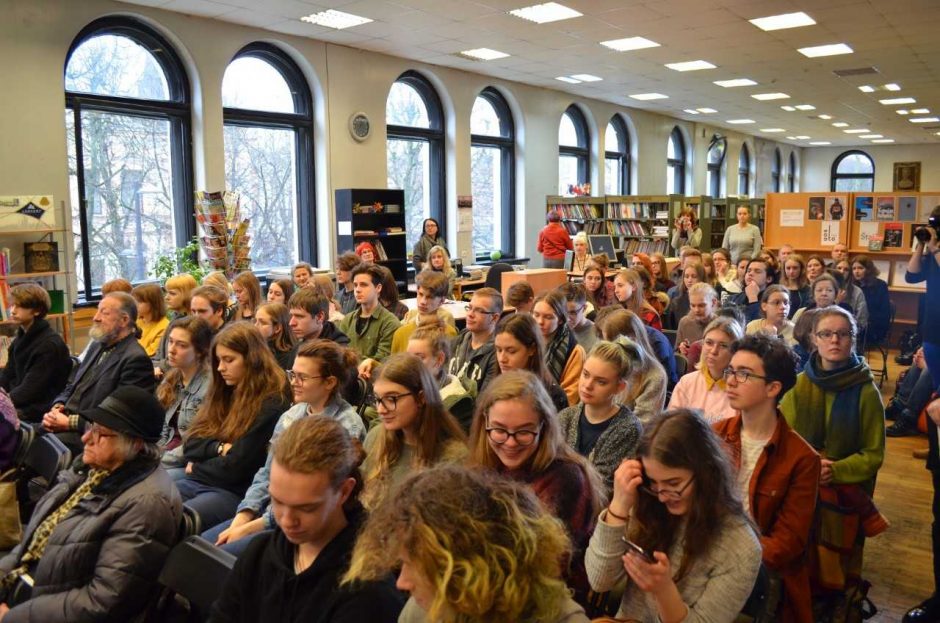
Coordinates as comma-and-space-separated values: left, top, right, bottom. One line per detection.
833, 67, 879, 77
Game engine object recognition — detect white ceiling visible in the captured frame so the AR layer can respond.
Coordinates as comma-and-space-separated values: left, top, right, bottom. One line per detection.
117, 0, 940, 147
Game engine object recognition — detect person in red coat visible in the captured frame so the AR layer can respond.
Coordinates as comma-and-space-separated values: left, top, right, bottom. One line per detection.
537, 211, 572, 269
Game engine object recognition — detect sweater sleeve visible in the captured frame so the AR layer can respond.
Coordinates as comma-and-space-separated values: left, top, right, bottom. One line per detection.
751, 225, 763, 257
585, 512, 629, 592
690, 227, 702, 249
830, 385, 885, 485
852, 288, 870, 331
721, 227, 731, 253
759, 448, 821, 571
559, 345, 585, 406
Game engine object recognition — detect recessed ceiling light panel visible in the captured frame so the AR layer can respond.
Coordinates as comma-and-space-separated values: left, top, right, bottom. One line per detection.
555, 76, 581, 84
832, 122, 849, 127
884, 83, 901, 91
896, 110, 910, 115
752, 92, 790, 100
780, 105, 797, 111
844, 129, 869, 133
714, 78, 757, 88
798, 43, 854, 58
860, 134, 883, 139
880, 97, 916, 105
795, 104, 816, 111
697, 108, 718, 113
911, 117, 940, 123
818, 114, 833, 119
509, 2, 582, 23
809, 141, 832, 145
460, 48, 510, 60
727, 119, 756, 124
795, 135, 811, 140
750, 11, 816, 31
300, 9, 373, 29
683, 109, 700, 115
629, 93, 668, 100
761, 128, 786, 133
858, 85, 875, 93
601, 37, 660, 52
665, 60, 717, 72
911, 108, 930, 114
872, 139, 895, 143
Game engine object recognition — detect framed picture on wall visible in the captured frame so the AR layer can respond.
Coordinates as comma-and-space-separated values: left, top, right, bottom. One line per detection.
893, 162, 921, 191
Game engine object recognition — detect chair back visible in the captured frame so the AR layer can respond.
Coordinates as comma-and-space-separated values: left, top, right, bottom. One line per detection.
737, 563, 782, 622
12, 422, 36, 466
484, 263, 514, 290
22, 434, 71, 487
157, 536, 236, 620
662, 329, 678, 347
674, 352, 689, 378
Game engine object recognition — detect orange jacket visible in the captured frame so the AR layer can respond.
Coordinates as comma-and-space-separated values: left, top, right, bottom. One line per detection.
713, 412, 821, 623
537, 222, 573, 260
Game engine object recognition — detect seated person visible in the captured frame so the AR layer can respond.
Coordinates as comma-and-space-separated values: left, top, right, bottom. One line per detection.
885, 347, 934, 437
0, 283, 72, 423
447, 288, 501, 391
42, 292, 155, 455
292, 261, 314, 288
746, 284, 796, 346
791, 273, 852, 325
0, 387, 181, 621
730, 257, 773, 323
189, 285, 229, 334
344, 465, 590, 622
468, 370, 604, 605
532, 291, 585, 405
264, 277, 294, 305
585, 409, 762, 622
288, 288, 349, 347
675, 282, 718, 356
210, 416, 404, 622
611, 268, 662, 330
853, 255, 890, 343
361, 354, 467, 510
131, 283, 169, 357
560, 282, 597, 353
406, 326, 475, 433
337, 264, 401, 379
390, 270, 456, 353
420, 245, 457, 297
153, 273, 200, 379
715, 334, 821, 623
207, 340, 363, 556
582, 262, 615, 312
489, 313, 569, 412
254, 302, 297, 370
0, 390, 18, 472
650, 252, 675, 293
664, 262, 704, 330
376, 265, 409, 321
559, 339, 643, 494
668, 316, 743, 423
334, 253, 362, 315
176, 323, 292, 528
506, 281, 535, 314
157, 316, 212, 469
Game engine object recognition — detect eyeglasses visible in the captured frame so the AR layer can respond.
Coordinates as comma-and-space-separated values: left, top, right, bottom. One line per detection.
485, 422, 543, 447
640, 476, 695, 500
815, 329, 854, 341
83, 422, 117, 441
287, 370, 324, 386
722, 367, 770, 384
464, 305, 498, 316
566, 305, 585, 317
366, 392, 414, 411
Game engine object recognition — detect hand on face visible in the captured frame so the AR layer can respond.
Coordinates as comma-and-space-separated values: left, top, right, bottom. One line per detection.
610, 459, 643, 517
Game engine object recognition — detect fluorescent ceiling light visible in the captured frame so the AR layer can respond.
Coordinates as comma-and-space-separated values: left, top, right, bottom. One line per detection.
911, 117, 940, 123
896, 110, 910, 115
872, 139, 895, 143
714, 78, 757, 88
727, 119, 756, 124
781, 105, 797, 111
752, 92, 790, 100
750, 11, 816, 31
832, 122, 849, 127
844, 129, 869, 133
556, 76, 581, 84
880, 97, 916, 105
683, 109, 700, 115
818, 114, 833, 119
798, 43, 854, 58
858, 85, 875, 93
629, 92, 668, 100
601, 36, 660, 52
795, 104, 816, 111
786, 136, 798, 140
300, 9, 372, 29
509, 2, 582, 23
795, 135, 811, 140
884, 83, 901, 91
570, 74, 602, 82
460, 48, 509, 60
809, 141, 832, 145
860, 134, 883, 139
911, 108, 930, 114
697, 108, 718, 113
665, 60, 716, 72
761, 128, 786, 133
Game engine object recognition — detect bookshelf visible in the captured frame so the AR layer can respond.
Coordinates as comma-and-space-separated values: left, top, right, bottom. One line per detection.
334, 188, 408, 292
546, 196, 606, 235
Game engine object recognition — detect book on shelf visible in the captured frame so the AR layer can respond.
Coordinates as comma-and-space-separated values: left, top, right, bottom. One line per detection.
549, 203, 600, 220
622, 238, 668, 255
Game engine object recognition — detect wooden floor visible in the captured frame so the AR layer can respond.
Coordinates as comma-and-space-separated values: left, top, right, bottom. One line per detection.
862, 349, 932, 622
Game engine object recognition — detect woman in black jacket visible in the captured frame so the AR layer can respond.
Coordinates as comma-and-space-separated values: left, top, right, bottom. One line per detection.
176, 323, 292, 528
0, 284, 72, 422
852, 255, 891, 343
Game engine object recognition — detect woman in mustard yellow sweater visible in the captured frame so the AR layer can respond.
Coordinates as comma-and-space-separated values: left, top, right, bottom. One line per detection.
133, 283, 169, 357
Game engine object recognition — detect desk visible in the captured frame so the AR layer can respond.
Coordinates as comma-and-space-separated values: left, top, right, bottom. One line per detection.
401, 298, 468, 322
454, 277, 485, 299
501, 268, 567, 300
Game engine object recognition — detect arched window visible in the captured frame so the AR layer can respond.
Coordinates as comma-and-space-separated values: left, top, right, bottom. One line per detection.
223, 43, 314, 271
386, 71, 445, 253
706, 135, 726, 198
831, 150, 875, 191
604, 115, 631, 195
559, 105, 589, 194
471, 88, 514, 257
667, 127, 686, 194
788, 152, 797, 192
65, 17, 192, 300
771, 148, 782, 192
738, 143, 751, 195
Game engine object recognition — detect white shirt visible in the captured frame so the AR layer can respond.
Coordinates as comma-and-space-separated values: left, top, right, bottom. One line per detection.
737, 432, 770, 514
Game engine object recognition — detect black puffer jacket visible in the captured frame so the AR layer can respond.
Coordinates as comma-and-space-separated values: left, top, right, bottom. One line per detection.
0, 318, 72, 422
0, 457, 182, 623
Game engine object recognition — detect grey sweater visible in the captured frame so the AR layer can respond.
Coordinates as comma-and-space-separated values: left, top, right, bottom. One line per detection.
558, 404, 642, 495
721, 223, 763, 263
398, 595, 589, 622
586, 511, 762, 623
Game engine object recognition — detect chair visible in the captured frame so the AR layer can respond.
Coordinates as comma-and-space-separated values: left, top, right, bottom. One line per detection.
662, 329, 678, 348
180, 505, 202, 540
483, 262, 514, 290
736, 563, 781, 623
864, 300, 896, 388
12, 422, 35, 466
673, 352, 688, 378
156, 536, 237, 622
21, 433, 71, 490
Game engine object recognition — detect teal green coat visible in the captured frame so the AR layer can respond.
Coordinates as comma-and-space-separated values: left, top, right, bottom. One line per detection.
338, 305, 401, 362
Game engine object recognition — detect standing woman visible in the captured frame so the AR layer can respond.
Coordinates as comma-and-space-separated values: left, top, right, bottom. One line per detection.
779, 306, 885, 617
583, 262, 615, 312
671, 207, 703, 254
132, 283, 169, 357
668, 316, 742, 423
533, 291, 586, 406
490, 313, 570, 412
612, 268, 662, 330
158, 316, 212, 469
411, 217, 446, 272
722, 204, 763, 263
422, 245, 457, 297
468, 370, 604, 605
586, 409, 762, 622
265, 278, 294, 304
176, 323, 292, 527
361, 353, 467, 510
781, 254, 811, 318
572, 232, 591, 273
746, 284, 796, 346
853, 255, 891, 343
231, 271, 262, 322
254, 302, 297, 370
650, 253, 675, 294
538, 210, 573, 269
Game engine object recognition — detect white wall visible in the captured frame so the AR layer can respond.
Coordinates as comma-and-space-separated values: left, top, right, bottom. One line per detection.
801, 144, 940, 192
0, 0, 805, 284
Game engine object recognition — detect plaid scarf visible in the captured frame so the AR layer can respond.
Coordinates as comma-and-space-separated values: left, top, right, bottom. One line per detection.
545, 325, 576, 384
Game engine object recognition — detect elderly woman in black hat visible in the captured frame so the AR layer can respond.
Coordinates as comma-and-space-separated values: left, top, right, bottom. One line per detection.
0, 386, 182, 622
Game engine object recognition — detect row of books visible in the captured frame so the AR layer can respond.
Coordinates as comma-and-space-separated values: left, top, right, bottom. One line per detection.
353, 227, 404, 236
607, 221, 669, 237
605, 202, 669, 220
549, 203, 602, 220
358, 239, 391, 261
562, 221, 607, 235
622, 238, 669, 255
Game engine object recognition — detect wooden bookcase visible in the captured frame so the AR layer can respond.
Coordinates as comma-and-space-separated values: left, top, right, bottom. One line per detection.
334, 188, 408, 292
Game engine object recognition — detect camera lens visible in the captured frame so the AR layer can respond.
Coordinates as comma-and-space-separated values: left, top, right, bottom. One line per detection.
915, 227, 932, 243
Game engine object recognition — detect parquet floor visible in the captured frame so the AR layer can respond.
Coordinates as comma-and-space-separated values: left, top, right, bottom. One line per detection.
863, 350, 933, 622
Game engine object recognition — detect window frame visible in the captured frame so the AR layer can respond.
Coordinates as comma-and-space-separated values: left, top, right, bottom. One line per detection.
386, 70, 446, 238
65, 17, 193, 303
771, 148, 782, 192
788, 151, 797, 192
830, 149, 875, 192
559, 104, 590, 188
222, 42, 316, 267
605, 115, 631, 195
738, 143, 751, 195
470, 87, 515, 258
667, 126, 686, 194
706, 135, 726, 198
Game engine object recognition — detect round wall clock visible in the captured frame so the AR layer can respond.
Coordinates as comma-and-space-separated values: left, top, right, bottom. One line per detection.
349, 112, 371, 142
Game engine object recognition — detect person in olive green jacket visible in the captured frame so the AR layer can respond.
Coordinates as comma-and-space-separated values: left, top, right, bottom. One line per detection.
338, 264, 401, 379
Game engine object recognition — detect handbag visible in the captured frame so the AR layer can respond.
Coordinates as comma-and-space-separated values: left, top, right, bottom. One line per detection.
0, 467, 22, 550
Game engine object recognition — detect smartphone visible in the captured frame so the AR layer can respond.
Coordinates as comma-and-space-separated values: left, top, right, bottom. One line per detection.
621, 537, 655, 563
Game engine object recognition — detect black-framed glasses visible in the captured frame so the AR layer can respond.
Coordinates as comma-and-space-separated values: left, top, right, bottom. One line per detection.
639, 476, 695, 501
815, 329, 854, 341
464, 304, 498, 316
83, 422, 118, 441
722, 367, 770, 384
566, 305, 585, 317
366, 392, 414, 411
485, 421, 543, 447
287, 370, 324, 386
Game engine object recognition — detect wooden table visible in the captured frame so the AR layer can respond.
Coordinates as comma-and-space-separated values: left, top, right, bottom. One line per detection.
501, 268, 567, 300
453, 277, 485, 299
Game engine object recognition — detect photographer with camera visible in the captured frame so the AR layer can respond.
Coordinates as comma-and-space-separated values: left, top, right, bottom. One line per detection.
670, 208, 702, 255
903, 205, 940, 623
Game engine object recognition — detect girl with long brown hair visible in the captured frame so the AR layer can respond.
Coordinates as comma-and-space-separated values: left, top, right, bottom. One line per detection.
489, 312, 570, 412
177, 322, 292, 527
254, 302, 297, 370
612, 268, 662, 330
231, 271, 262, 321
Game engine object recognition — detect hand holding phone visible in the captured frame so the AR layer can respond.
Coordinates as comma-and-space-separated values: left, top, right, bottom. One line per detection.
622, 537, 656, 564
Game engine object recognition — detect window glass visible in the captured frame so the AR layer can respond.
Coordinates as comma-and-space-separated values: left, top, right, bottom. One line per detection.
387, 82, 430, 128
222, 56, 295, 113
66, 34, 169, 100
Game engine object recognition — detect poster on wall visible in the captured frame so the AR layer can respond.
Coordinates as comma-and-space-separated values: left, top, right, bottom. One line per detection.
876, 197, 896, 220
780, 210, 804, 227
0, 195, 56, 229
828, 197, 845, 220
855, 196, 873, 220
808, 196, 825, 220
899, 196, 918, 221
857, 222, 879, 248
821, 220, 840, 245
884, 222, 903, 248
920, 196, 940, 221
